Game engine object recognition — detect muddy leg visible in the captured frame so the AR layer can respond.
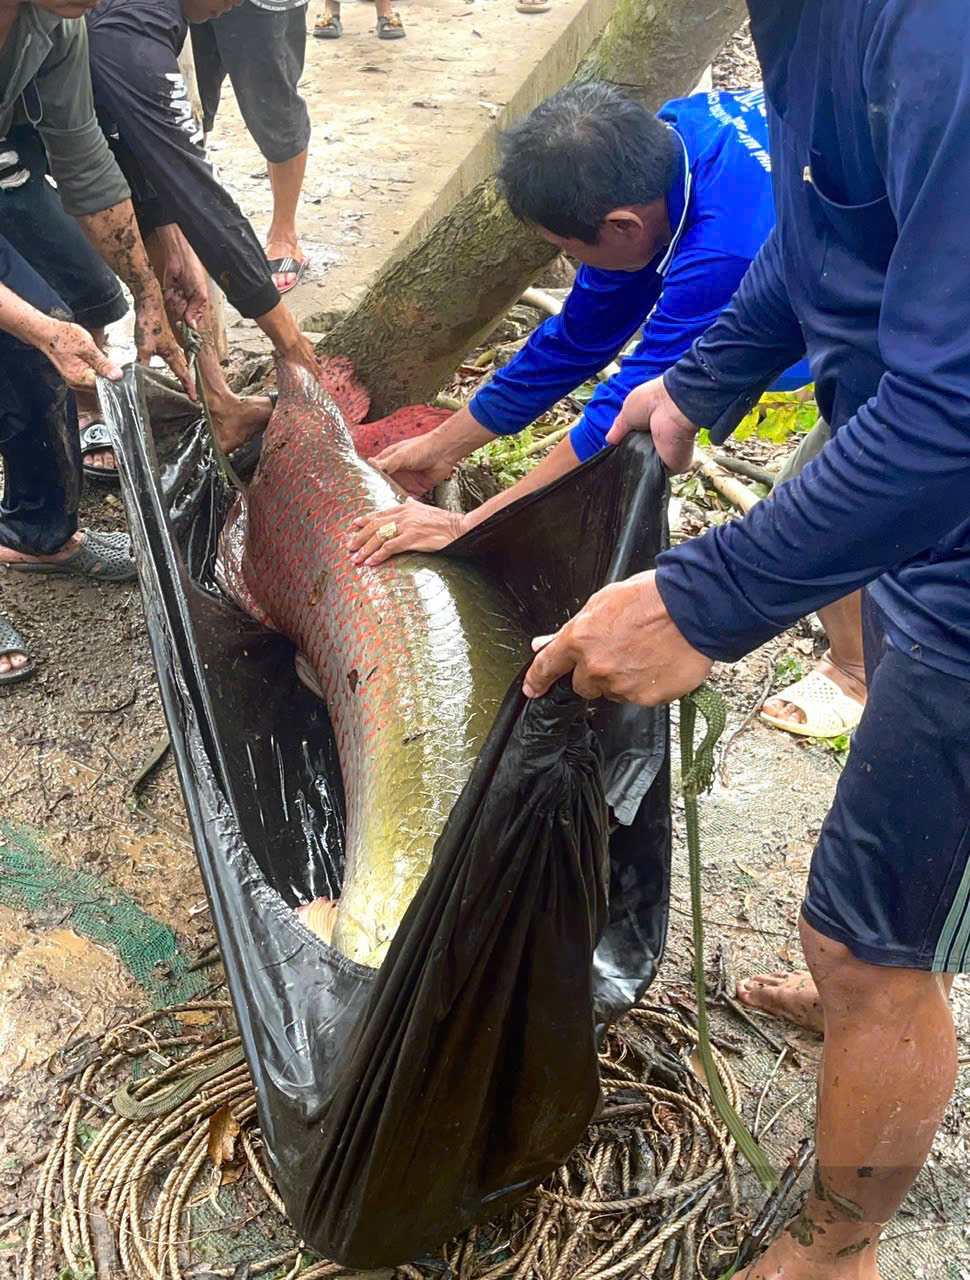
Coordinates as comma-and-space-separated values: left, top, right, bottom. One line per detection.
736, 919, 957, 1279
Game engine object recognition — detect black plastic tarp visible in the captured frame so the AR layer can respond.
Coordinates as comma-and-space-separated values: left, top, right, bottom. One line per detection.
100, 368, 671, 1266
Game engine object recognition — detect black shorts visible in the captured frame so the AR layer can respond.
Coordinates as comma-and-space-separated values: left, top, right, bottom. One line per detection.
0, 126, 127, 332
191, 2, 311, 166
802, 592, 970, 972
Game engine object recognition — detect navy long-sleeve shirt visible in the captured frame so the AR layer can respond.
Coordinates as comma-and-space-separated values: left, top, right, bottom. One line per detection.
658, 0, 970, 681
470, 90, 810, 461
85, 0, 280, 320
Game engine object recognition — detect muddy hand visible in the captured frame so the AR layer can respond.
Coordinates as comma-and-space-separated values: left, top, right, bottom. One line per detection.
523, 570, 713, 704
42, 317, 123, 391
134, 292, 196, 399
349, 499, 466, 566
161, 251, 208, 330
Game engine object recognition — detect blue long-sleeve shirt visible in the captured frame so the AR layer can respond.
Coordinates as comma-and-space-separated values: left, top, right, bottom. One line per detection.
658, 0, 970, 681
470, 89, 810, 461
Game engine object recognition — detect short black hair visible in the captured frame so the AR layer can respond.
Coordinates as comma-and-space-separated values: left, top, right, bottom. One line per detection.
497, 81, 678, 244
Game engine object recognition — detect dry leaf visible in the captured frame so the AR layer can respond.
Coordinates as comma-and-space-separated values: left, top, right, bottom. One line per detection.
734, 858, 760, 881
207, 1105, 240, 1168
220, 1163, 245, 1187
177, 1010, 213, 1027
688, 1049, 710, 1091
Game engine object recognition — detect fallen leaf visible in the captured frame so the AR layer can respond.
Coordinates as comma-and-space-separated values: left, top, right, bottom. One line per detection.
177, 1010, 213, 1027
220, 1163, 245, 1187
688, 1049, 710, 1090
207, 1105, 240, 1168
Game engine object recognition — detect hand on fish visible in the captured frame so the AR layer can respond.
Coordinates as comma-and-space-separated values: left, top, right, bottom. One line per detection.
349, 500, 467, 566
522, 570, 713, 706
369, 434, 458, 497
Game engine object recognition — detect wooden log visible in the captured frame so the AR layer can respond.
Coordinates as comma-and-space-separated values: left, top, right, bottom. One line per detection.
316, 0, 747, 416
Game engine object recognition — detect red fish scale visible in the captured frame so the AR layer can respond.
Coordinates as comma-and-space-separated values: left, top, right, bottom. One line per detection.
235, 364, 525, 967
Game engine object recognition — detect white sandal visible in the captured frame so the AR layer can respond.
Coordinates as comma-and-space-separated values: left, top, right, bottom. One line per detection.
760, 666, 864, 739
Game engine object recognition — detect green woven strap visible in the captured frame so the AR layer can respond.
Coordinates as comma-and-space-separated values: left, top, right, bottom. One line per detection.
680, 686, 779, 1192
182, 324, 244, 492
112, 1045, 246, 1121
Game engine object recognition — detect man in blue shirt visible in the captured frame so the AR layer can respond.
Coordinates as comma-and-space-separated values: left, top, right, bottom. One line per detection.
352, 83, 865, 737
525, 2, 970, 1276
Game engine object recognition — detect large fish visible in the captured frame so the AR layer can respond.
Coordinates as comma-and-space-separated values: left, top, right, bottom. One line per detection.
221, 362, 528, 968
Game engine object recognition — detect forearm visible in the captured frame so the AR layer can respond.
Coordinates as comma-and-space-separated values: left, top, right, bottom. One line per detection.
656, 382, 970, 661
421, 403, 498, 469
77, 200, 158, 304
471, 265, 655, 434
0, 285, 62, 349
663, 231, 807, 445
255, 301, 315, 359
78, 200, 191, 391
461, 436, 581, 534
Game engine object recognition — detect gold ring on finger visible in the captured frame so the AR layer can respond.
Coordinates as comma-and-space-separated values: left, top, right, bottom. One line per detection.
376, 521, 398, 543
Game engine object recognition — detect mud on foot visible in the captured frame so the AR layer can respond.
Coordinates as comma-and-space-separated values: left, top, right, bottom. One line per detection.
737, 970, 824, 1033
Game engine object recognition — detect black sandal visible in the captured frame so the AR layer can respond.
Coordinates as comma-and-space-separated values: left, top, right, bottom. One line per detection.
314, 13, 342, 37
376, 12, 406, 38
80, 421, 120, 485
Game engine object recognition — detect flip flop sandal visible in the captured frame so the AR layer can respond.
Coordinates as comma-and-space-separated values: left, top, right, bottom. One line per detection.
314, 14, 342, 38
267, 256, 310, 295
0, 617, 34, 686
760, 667, 864, 739
5, 529, 136, 583
80, 421, 120, 485
376, 12, 406, 37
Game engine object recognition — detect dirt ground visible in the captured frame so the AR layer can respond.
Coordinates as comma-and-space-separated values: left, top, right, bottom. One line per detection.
207, 0, 608, 340
2, 15, 969, 1280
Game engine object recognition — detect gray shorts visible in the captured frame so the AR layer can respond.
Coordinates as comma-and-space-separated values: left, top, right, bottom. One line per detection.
191, 2, 311, 166
773, 417, 830, 487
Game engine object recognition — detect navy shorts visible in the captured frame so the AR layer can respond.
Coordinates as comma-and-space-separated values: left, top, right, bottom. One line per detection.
802, 592, 970, 972
0, 126, 127, 332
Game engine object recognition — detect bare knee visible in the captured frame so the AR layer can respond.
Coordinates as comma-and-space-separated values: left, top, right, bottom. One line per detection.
799, 917, 951, 1024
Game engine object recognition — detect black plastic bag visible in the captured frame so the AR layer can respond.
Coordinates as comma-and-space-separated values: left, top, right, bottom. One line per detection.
100, 369, 671, 1266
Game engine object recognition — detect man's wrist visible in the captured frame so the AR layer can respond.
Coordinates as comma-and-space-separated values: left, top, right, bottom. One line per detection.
433, 406, 497, 466
18, 311, 59, 353
257, 301, 301, 353
433, 425, 474, 467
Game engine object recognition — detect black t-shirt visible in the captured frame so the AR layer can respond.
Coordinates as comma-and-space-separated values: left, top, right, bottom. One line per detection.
86, 0, 279, 319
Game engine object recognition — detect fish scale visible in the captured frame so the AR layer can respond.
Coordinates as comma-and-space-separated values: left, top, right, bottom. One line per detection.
237, 363, 528, 968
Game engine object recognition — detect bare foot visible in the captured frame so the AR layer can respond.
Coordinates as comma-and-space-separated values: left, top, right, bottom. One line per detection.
0, 532, 85, 567
297, 898, 339, 943
734, 1218, 880, 1278
764, 651, 866, 727
209, 394, 273, 455
737, 970, 824, 1033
